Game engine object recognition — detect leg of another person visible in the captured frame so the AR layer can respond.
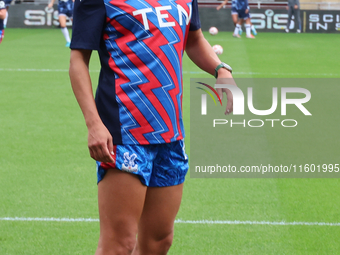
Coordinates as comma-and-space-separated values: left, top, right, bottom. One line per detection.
59, 15, 70, 45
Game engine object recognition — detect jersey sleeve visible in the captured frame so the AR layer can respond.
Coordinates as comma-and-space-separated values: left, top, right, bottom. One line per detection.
189, 0, 201, 31
70, 0, 106, 50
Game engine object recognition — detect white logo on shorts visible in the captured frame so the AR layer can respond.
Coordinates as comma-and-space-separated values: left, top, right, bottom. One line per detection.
122, 152, 138, 172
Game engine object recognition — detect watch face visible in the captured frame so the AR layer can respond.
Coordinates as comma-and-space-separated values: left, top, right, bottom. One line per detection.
222, 63, 232, 72
215, 63, 232, 78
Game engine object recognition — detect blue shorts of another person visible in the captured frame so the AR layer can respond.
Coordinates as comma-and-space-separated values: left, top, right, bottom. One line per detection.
237, 9, 250, 19
231, 7, 238, 15
4, 0, 12, 7
58, 0, 73, 18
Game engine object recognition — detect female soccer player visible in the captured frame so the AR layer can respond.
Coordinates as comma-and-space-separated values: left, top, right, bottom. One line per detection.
47, 0, 73, 47
69, 0, 236, 254
217, 0, 257, 38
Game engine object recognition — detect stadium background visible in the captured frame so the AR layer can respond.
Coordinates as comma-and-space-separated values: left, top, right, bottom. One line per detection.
5, 0, 340, 33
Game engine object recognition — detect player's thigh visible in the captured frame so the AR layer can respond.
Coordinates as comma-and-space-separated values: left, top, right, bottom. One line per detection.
138, 184, 184, 241
98, 169, 147, 238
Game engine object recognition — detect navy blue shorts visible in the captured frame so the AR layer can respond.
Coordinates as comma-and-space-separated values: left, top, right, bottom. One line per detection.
231, 7, 238, 15
58, 0, 73, 18
237, 9, 250, 20
97, 140, 189, 187
4, 0, 11, 7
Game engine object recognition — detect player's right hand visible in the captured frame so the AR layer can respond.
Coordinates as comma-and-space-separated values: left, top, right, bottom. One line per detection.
87, 123, 115, 163
216, 70, 237, 115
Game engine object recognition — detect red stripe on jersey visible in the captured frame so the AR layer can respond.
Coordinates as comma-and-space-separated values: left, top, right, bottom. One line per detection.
107, 55, 154, 144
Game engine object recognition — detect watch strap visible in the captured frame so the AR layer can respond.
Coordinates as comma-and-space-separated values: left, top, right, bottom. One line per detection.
214, 62, 232, 78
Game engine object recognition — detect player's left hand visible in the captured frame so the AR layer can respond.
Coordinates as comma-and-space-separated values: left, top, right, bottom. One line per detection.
294, 4, 298, 9
215, 69, 237, 115
245, 9, 249, 14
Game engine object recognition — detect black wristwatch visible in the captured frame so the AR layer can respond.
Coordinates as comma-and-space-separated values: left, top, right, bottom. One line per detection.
214, 62, 232, 78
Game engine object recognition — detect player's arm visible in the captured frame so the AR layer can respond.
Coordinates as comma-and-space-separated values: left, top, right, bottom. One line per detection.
0, 9, 6, 20
186, 28, 236, 114
47, 0, 56, 9
0, 0, 6, 19
216, 0, 228, 11
244, 0, 249, 13
69, 49, 114, 163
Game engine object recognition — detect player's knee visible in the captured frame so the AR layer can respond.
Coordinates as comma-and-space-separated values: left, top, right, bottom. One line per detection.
144, 231, 174, 254
98, 233, 137, 254
157, 232, 174, 253
115, 237, 136, 254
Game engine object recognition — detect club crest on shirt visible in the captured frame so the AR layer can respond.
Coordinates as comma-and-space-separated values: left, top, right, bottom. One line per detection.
122, 152, 138, 172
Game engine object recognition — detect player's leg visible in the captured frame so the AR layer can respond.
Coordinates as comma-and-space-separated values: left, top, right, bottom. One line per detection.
4, 7, 8, 28
238, 19, 244, 35
96, 168, 147, 255
295, 8, 301, 33
58, 14, 71, 46
233, 20, 241, 38
245, 18, 254, 38
132, 184, 184, 255
231, 10, 242, 38
3, 0, 11, 28
250, 22, 257, 35
132, 140, 188, 255
286, 6, 293, 32
231, 13, 238, 27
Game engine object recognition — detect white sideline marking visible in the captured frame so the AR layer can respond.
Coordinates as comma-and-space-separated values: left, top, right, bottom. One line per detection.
1, 217, 340, 226
0, 68, 70, 72
182, 71, 339, 76
175, 219, 340, 226
0, 68, 99, 73
0, 217, 99, 222
0, 68, 338, 76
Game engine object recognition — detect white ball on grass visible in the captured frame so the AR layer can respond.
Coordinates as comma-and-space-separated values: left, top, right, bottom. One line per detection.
209, 27, 218, 35
212, 44, 223, 55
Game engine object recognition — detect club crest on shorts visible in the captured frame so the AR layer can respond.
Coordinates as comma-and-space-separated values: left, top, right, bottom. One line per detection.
121, 152, 138, 172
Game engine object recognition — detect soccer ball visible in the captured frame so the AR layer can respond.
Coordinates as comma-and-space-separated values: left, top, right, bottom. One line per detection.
209, 27, 218, 35
212, 45, 223, 55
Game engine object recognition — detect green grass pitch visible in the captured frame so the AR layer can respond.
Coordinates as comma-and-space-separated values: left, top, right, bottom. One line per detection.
1, 28, 340, 254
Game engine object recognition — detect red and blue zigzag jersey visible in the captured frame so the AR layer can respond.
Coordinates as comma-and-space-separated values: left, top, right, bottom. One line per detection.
71, 0, 201, 145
